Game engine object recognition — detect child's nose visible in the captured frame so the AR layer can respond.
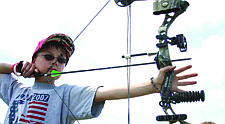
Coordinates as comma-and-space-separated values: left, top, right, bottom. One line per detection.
51, 58, 58, 65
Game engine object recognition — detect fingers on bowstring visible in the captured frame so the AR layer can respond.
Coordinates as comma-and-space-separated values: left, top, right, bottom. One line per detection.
174, 65, 192, 75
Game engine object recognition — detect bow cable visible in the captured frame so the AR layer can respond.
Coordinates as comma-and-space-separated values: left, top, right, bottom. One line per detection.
74, 0, 111, 42
126, 4, 132, 124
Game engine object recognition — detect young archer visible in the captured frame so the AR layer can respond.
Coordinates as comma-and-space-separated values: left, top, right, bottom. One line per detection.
0, 33, 197, 124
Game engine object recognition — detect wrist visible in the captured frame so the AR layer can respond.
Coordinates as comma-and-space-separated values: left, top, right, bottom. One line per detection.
12, 61, 23, 76
150, 77, 161, 93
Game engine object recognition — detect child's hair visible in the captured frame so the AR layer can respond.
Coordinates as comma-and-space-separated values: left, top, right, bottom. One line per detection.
32, 41, 69, 65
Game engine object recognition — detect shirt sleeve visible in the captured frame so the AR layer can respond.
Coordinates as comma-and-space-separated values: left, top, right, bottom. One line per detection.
0, 74, 21, 105
67, 85, 105, 120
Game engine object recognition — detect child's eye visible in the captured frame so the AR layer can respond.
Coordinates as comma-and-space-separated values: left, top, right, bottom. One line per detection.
42, 54, 67, 64
44, 54, 55, 61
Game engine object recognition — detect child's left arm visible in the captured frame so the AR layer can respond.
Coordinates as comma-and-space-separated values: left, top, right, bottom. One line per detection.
93, 65, 197, 103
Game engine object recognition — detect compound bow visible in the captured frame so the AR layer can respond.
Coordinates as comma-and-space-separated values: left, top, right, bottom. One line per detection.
114, 0, 205, 123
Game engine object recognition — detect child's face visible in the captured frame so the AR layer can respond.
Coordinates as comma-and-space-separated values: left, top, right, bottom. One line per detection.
33, 46, 67, 83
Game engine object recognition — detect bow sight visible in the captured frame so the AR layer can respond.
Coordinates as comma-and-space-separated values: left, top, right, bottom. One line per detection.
115, 0, 205, 123
156, 34, 187, 52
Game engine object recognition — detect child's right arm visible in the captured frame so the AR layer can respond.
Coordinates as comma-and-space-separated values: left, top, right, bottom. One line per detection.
0, 62, 13, 77
0, 61, 38, 78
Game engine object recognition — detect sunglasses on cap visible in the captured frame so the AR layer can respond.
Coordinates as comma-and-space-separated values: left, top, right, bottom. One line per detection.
40, 54, 67, 64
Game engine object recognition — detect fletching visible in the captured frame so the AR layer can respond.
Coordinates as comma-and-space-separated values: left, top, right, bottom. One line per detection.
51, 70, 61, 77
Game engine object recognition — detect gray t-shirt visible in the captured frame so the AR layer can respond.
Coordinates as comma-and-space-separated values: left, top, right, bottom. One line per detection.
0, 74, 105, 124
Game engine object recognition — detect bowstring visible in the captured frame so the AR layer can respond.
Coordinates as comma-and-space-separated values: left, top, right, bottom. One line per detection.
126, 4, 132, 124
74, 0, 111, 42
45, 77, 80, 124
44, 57, 80, 124
43, 0, 111, 123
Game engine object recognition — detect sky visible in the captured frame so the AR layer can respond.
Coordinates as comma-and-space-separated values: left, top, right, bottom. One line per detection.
0, 0, 225, 124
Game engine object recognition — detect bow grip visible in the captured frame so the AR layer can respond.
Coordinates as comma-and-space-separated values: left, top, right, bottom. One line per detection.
160, 70, 174, 99
154, 50, 174, 101
154, 43, 174, 101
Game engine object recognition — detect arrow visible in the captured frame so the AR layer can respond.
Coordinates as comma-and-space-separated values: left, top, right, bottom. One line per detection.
46, 58, 191, 77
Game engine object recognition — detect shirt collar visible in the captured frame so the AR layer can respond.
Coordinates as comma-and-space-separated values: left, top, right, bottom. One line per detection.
32, 82, 56, 90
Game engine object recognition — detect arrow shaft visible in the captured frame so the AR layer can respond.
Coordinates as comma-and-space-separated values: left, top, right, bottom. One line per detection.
48, 58, 191, 76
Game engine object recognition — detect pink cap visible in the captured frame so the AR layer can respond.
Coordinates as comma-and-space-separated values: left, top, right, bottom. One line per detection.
32, 33, 75, 61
